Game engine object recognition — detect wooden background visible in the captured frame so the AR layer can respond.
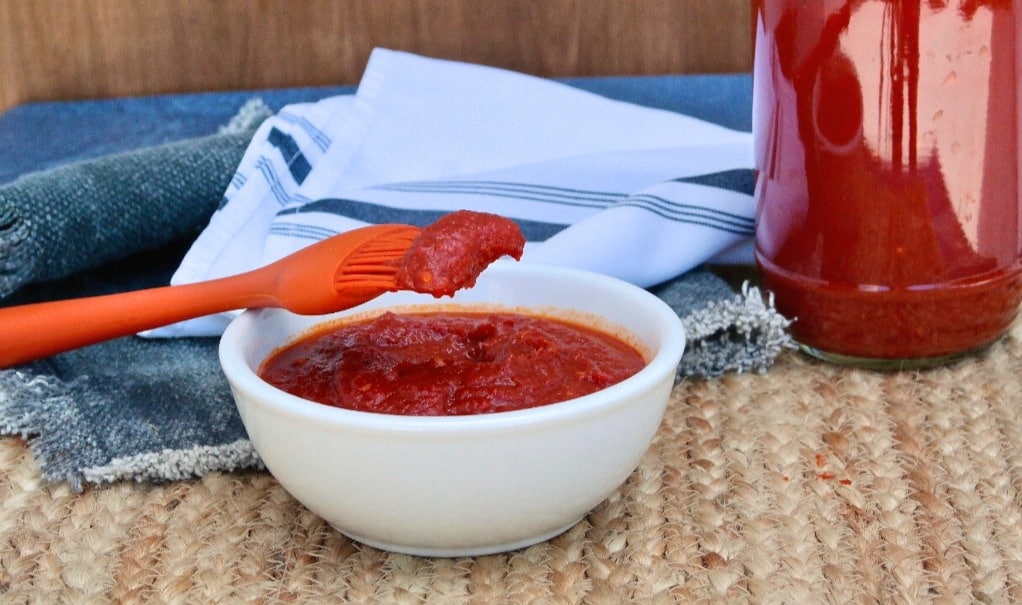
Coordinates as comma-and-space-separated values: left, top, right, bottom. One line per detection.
0, 0, 752, 112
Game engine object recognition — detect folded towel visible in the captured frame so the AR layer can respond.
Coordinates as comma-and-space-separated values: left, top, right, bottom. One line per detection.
0, 54, 791, 488
151, 48, 759, 336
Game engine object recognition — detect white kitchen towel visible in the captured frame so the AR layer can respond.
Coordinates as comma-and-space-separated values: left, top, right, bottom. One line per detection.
151, 48, 755, 337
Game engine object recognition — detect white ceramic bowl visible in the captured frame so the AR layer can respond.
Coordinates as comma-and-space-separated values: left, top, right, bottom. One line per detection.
219, 262, 685, 557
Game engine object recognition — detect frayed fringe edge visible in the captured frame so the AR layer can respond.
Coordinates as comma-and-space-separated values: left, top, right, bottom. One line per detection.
0, 369, 95, 490
0, 200, 37, 299
679, 282, 795, 378
0, 369, 80, 438
0, 369, 264, 491
81, 439, 264, 488
218, 98, 274, 135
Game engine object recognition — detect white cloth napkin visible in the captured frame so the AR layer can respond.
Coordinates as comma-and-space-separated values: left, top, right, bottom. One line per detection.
150, 48, 755, 337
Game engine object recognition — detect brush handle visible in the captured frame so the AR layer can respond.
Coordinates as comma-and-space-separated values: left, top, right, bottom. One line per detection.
0, 223, 421, 368
0, 269, 277, 368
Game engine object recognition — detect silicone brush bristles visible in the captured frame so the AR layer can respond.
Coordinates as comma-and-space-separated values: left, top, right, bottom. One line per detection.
334, 227, 421, 291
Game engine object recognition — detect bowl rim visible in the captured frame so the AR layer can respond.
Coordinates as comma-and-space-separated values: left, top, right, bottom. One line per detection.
218, 263, 686, 433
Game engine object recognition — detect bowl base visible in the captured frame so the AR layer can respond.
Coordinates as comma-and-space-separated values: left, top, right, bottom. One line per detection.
331, 516, 585, 557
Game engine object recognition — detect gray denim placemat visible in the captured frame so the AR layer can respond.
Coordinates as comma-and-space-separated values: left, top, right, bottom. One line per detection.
0, 100, 272, 298
0, 78, 791, 489
0, 264, 789, 489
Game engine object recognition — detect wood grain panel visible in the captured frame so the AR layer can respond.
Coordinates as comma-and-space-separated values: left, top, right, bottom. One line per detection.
0, 0, 752, 111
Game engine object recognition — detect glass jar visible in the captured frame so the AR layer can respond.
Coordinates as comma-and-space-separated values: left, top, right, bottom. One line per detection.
752, 0, 1022, 368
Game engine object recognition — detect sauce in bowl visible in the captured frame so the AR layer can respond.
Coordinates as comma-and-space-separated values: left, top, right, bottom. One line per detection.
258, 311, 646, 416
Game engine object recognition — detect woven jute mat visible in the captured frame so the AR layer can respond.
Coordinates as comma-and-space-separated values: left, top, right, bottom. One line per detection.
3, 321, 1022, 604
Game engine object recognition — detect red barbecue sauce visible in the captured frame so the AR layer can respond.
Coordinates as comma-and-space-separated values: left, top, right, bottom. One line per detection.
258, 311, 646, 416
394, 209, 526, 297
752, 1, 1022, 361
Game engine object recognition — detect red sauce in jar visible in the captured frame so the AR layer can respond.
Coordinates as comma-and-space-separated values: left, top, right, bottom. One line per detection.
258, 311, 646, 416
752, 1, 1022, 362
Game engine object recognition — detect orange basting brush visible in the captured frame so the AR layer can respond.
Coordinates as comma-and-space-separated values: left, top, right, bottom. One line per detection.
0, 223, 421, 368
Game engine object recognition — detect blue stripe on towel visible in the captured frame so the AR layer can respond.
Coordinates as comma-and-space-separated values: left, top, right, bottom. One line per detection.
267, 127, 313, 184
276, 111, 332, 151
618, 194, 754, 235
255, 156, 292, 206
277, 198, 568, 241
375, 181, 621, 209
229, 171, 247, 190
267, 222, 339, 241
674, 169, 755, 196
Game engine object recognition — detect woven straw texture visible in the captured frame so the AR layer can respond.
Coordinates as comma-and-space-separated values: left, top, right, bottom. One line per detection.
3, 320, 1022, 604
